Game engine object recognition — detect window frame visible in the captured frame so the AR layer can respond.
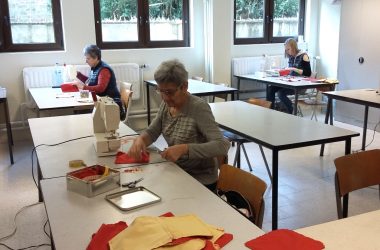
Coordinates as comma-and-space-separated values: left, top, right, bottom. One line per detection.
93, 0, 190, 50
0, 0, 64, 53
234, 0, 305, 45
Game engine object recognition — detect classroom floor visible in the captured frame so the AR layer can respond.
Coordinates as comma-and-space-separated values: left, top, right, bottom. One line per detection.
0, 105, 379, 248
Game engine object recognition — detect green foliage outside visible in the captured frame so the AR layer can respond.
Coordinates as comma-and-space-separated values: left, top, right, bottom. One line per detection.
235, 0, 299, 20
100, 0, 183, 21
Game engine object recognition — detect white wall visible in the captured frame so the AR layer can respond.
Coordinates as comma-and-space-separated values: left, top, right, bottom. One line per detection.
317, 0, 341, 78
0, 0, 205, 125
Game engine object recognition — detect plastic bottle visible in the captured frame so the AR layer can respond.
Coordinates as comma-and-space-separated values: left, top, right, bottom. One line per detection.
54, 63, 63, 86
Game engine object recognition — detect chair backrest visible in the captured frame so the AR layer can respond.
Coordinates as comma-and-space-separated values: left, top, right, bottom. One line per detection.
247, 98, 272, 109
119, 82, 133, 123
217, 164, 267, 228
334, 149, 380, 196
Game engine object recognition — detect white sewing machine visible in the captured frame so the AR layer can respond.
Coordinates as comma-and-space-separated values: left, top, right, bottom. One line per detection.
92, 97, 121, 156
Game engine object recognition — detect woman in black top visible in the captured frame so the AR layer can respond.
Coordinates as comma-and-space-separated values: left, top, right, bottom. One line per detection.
266, 38, 312, 114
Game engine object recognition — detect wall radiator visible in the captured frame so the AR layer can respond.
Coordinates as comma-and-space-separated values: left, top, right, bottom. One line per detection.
231, 55, 284, 99
22, 63, 141, 103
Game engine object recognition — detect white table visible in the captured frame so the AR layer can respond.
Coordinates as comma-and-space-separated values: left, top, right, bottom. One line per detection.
296, 210, 380, 249
29, 87, 94, 116
209, 101, 359, 230
29, 114, 164, 201
234, 74, 336, 115
145, 79, 237, 124
322, 89, 380, 152
41, 162, 265, 250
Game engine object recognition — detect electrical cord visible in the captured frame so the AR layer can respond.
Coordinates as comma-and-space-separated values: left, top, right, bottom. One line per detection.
352, 119, 380, 153
31, 135, 94, 188
0, 242, 51, 250
0, 203, 51, 250
0, 202, 43, 242
31, 133, 139, 188
43, 220, 50, 239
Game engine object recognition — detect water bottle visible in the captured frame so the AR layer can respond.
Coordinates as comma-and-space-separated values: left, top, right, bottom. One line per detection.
54, 63, 63, 86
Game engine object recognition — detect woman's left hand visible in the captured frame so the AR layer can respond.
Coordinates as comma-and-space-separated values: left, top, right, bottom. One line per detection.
160, 144, 188, 162
74, 81, 85, 90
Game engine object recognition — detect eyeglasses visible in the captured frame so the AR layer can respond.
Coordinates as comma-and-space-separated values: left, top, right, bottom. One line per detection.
155, 85, 182, 96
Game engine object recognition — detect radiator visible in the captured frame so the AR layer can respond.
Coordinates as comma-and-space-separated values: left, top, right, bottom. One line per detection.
22, 63, 141, 102
231, 55, 285, 99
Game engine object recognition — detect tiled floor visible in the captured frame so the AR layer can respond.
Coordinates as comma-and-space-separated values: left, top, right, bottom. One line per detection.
0, 105, 379, 248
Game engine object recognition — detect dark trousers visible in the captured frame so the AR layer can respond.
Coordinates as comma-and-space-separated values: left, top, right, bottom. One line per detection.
267, 86, 295, 114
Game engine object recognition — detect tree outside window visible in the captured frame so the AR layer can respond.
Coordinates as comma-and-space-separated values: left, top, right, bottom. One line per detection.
94, 0, 189, 49
0, 0, 63, 52
234, 0, 305, 44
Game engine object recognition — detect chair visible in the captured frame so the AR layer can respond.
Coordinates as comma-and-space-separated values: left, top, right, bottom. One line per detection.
217, 164, 267, 228
119, 82, 133, 124
334, 149, 380, 219
223, 98, 273, 184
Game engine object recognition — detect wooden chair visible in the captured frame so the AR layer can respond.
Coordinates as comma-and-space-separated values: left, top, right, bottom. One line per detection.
223, 98, 273, 184
217, 164, 267, 228
119, 82, 133, 124
334, 149, 380, 219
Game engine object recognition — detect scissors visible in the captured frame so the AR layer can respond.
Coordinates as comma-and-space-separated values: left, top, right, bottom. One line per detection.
121, 177, 144, 188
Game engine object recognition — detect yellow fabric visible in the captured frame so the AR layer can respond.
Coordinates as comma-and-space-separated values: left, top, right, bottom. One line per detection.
158, 215, 213, 239
109, 216, 172, 250
156, 238, 206, 250
109, 214, 225, 250
205, 224, 224, 243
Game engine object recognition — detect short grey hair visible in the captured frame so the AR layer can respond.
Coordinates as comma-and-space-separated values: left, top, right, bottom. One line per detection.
154, 59, 188, 86
83, 44, 101, 60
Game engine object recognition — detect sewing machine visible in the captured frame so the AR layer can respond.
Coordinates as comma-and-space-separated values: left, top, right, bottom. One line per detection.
93, 97, 121, 156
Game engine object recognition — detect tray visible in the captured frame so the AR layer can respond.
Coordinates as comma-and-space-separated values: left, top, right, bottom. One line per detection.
105, 187, 161, 211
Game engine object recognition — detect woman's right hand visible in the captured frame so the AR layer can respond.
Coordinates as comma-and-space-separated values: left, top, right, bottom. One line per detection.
127, 136, 146, 160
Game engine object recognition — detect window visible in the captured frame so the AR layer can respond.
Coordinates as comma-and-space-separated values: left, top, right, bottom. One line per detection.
93, 0, 190, 49
0, 0, 64, 52
234, 0, 305, 44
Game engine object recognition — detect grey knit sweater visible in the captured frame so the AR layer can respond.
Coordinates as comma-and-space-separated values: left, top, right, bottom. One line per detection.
145, 95, 229, 184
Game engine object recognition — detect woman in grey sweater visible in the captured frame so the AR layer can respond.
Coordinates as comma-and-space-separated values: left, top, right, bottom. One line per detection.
128, 59, 229, 191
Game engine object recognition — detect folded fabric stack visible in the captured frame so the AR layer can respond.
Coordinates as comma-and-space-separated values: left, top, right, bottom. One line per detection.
61, 82, 79, 92
87, 213, 233, 250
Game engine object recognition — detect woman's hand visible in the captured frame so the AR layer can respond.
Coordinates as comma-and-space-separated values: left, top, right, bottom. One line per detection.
73, 81, 85, 90
160, 144, 188, 162
127, 137, 147, 160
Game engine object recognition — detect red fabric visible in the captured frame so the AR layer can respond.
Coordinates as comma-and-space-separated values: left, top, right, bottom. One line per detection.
61, 83, 79, 92
83, 68, 110, 94
202, 233, 233, 250
245, 229, 325, 250
68, 165, 106, 180
115, 151, 150, 164
279, 69, 291, 76
86, 221, 128, 250
76, 71, 88, 83
214, 233, 233, 248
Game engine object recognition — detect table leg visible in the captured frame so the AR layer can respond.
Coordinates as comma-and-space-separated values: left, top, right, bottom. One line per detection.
293, 89, 299, 116
231, 90, 235, 101
345, 138, 352, 155
237, 78, 241, 100
272, 150, 279, 230
362, 105, 369, 151
38, 162, 43, 202
320, 97, 333, 156
4, 99, 14, 164
146, 83, 151, 125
